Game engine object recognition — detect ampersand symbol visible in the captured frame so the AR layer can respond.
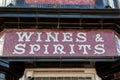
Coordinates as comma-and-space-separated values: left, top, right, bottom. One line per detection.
95, 34, 104, 42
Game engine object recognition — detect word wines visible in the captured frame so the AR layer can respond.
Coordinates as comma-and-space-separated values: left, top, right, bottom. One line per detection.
13, 31, 105, 56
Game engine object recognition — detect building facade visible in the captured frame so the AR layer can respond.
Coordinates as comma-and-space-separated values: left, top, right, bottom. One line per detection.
0, 0, 120, 80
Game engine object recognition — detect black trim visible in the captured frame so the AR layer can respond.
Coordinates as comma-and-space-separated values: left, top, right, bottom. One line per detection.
0, 56, 118, 62
0, 7, 120, 18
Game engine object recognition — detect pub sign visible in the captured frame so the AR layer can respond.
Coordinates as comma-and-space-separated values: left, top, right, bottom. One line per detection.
0, 29, 118, 57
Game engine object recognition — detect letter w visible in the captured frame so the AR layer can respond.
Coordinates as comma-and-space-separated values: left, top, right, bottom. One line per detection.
16, 32, 34, 42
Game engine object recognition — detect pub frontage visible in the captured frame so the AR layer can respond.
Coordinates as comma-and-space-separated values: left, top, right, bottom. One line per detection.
0, 0, 120, 80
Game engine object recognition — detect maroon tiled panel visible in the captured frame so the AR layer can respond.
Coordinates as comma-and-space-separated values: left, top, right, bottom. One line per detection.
25, 0, 95, 5
1, 29, 118, 57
